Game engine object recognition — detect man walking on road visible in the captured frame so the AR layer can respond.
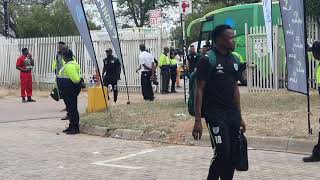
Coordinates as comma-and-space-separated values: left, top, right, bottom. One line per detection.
16, 48, 36, 103
303, 41, 320, 162
159, 47, 170, 94
102, 48, 121, 103
137, 44, 155, 101
192, 25, 246, 180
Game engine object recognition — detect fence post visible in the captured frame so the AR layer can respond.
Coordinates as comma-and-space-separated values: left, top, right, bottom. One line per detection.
274, 26, 279, 90
72, 40, 76, 54
33, 42, 40, 89
245, 23, 250, 92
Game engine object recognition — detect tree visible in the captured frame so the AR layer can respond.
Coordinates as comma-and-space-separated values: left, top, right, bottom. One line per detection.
0, 0, 56, 36
0, 0, 100, 37
306, 0, 320, 18
14, 0, 100, 38
170, 2, 226, 49
117, 0, 176, 27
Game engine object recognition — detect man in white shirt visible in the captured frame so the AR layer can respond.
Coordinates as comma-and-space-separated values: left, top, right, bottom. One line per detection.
136, 44, 155, 101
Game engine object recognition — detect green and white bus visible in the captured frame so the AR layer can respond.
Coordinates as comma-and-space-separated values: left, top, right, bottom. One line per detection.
187, 2, 283, 84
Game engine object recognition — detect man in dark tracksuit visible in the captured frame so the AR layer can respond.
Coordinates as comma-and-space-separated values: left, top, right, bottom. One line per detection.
193, 25, 246, 180
102, 48, 121, 103
187, 45, 199, 74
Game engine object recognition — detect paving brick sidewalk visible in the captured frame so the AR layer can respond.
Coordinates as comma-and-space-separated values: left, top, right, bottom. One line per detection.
1, 95, 320, 180
1, 118, 320, 180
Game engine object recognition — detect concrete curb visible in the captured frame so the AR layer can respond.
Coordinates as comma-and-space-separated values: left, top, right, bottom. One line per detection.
184, 134, 316, 154
80, 123, 316, 154
79, 123, 111, 137
80, 123, 166, 142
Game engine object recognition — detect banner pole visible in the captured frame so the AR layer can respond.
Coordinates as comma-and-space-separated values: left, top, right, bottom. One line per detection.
80, 1, 108, 110
109, 2, 130, 104
303, 0, 312, 135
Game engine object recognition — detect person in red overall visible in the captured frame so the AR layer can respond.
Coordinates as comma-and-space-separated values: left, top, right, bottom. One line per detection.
16, 48, 36, 103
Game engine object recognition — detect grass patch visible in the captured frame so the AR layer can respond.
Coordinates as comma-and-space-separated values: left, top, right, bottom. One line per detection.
81, 100, 190, 134
81, 90, 320, 141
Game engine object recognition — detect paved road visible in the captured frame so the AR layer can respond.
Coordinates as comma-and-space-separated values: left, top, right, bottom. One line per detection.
1, 96, 320, 180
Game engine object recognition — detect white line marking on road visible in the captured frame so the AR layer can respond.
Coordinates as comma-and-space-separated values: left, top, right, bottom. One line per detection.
92, 163, 143, 170
91, 149, 156, 169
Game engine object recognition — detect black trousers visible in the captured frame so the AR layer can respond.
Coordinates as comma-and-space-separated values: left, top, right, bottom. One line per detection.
170, 66, 177, 92
56, 79, 69, 117
161, 67, 170, 93
141, 71, 154, 100
62, 85, 81, 130
205, 109, 241, 180
104, 76, 118, 102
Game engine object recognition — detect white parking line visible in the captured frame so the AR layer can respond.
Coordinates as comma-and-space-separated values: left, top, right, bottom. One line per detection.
92, 149, 156, 169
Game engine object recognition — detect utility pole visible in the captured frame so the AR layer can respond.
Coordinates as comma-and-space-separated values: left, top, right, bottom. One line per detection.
181, 13, 187, 103
179, 0, 192, 103
3, 0, 9, 37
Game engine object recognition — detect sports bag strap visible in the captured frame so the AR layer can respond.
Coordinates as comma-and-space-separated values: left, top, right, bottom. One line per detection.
207, 50, 216, 66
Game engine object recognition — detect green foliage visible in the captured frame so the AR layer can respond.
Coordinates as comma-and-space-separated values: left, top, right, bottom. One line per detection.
117, 0, 176, 27
207, 0, 261, 6
14, 0, 100, 38
306, 0, 320, 18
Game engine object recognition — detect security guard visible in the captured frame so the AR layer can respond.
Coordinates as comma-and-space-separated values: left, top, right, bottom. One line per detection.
52, 42, 67, 74
231, 51, 245, 65
52, 42, 70, 120
169, 49, 178, 93
102, 48, 121, 103
159, 47, 170, 94
303, 41, 320, 162
57, 49, 82, 135
187, 45, 200, 74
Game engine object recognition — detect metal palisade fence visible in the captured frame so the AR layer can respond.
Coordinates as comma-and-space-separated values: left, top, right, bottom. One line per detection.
0, 28, 169, 91
245, 17, 319, 93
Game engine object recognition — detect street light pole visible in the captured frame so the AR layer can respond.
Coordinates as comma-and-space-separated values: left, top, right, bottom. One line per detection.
3, 0, 9, 37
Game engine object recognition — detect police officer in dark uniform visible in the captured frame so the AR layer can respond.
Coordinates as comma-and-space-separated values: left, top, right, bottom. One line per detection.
193, 25, 247, 179
102, 48, 121, 103
187, 45, 200, 74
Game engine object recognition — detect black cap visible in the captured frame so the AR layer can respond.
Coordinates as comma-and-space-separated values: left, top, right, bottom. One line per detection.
63, 49, 74, 60
106, 48, 112, 53
312, 41, 320, 52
